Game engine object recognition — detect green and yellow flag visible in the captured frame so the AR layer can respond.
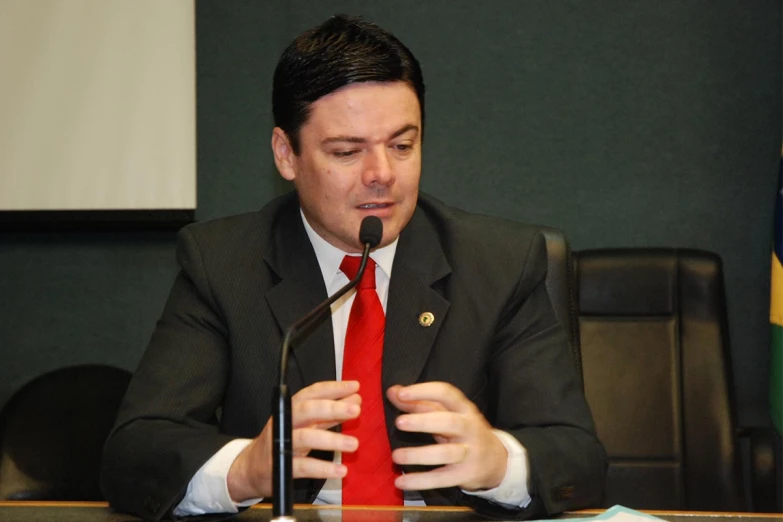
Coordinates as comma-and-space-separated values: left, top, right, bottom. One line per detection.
771, 150, 783, 434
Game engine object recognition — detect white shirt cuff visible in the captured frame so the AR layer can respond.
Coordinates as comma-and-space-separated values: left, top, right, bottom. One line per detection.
172, 438, 260, 517
461, 429, 532, 509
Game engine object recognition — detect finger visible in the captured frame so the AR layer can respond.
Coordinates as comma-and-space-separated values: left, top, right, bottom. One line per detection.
392, 443, 468, 466
292, 427, 358, 455
339, 393, 362, 407
306, 393, 364, 430
395, 411, 465, 438
387, 385, 446, 414
293, 380, 360, 402
395, 382, 474, 414
394, 466, 463, 491
292, 456, 348, 480
292, 399, 360, 429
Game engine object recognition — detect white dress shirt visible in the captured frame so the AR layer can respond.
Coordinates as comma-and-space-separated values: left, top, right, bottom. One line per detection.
173, 213, 532, 516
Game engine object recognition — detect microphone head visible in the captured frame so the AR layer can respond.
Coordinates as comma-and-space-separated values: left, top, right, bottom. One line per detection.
359, 216, 383, 248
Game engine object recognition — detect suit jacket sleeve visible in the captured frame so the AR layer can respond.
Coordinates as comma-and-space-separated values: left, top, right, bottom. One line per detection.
462, 231, 606, 518
100, 227, 237, 520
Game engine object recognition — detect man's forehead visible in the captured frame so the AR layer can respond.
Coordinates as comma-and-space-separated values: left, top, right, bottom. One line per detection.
304, 81, 421, 135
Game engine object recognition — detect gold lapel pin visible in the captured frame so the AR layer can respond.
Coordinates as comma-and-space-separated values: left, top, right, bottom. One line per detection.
419, 312, 435, 327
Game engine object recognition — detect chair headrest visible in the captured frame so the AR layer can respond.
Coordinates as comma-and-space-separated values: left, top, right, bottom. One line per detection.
576, 248, 723, 317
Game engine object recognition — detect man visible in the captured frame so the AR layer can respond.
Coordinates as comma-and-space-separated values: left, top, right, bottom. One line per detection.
101, 15, 606, 520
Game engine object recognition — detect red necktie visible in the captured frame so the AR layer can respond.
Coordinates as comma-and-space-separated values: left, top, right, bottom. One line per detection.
340, 255, 403, 506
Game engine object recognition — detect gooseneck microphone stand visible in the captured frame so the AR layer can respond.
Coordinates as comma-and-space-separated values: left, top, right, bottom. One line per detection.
272, 216, 383, 521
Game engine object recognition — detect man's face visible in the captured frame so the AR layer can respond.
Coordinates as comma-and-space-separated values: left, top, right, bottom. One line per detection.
273, 81, 422, 253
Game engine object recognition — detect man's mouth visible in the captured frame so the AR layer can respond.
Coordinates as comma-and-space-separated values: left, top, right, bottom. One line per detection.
358, 203, 391, 209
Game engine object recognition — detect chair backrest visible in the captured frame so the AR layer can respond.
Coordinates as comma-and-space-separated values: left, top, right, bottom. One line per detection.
573, 248, 744, 510
540, 226, 582, 385
0, 364, 132, 500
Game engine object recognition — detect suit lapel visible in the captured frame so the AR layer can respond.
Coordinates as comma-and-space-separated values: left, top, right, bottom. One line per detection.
383, 205, 452, 448
263, 198, 336, 392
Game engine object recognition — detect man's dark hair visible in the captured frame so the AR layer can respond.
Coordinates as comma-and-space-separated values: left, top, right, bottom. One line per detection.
272, 15, 425, 154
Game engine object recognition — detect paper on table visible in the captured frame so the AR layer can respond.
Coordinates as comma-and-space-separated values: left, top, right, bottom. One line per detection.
563, 505, 665, 522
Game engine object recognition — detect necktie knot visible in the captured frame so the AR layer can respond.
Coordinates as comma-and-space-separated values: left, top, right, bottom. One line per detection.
340, 255, 376, 290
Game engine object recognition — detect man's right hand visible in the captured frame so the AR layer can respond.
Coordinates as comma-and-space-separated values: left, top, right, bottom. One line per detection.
226, 380, 361, 502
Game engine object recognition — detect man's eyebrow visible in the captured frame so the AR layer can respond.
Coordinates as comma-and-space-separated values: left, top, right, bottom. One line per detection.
389, 124, 419, 140
322, 135, 366, 145
320, 124, 419, 146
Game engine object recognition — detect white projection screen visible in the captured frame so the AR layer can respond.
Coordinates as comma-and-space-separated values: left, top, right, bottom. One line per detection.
0, 0, 195, 212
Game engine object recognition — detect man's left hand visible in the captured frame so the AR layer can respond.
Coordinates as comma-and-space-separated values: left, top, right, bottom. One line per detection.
386, 382, 508, 492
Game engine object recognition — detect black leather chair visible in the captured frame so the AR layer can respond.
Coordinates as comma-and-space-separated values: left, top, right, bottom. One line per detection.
573, 248, 779, 511
540, 226, 582, 385
0, 364, 131, 500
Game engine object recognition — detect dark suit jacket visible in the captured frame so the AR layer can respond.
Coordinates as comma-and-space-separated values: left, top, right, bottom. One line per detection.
101, 191, 606, 520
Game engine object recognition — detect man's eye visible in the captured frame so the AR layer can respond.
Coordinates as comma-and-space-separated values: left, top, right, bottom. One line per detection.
394, 143, 413, 152
333, 150, 358, 158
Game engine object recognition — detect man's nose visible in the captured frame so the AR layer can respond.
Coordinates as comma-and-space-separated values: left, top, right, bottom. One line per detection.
362, 148, 395, 186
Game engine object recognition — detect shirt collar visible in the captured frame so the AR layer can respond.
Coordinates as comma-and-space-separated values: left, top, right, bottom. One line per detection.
300, 209, 398, 287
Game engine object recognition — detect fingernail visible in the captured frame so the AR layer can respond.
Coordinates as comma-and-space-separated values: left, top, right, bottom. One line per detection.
337, 465, 347, 477
348, 404, 360, 416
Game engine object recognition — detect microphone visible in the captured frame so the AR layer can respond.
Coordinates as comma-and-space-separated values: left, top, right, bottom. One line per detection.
272, 216, 383, 521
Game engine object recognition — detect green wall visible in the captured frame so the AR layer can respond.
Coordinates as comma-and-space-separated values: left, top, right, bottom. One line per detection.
1, 1, 780, 429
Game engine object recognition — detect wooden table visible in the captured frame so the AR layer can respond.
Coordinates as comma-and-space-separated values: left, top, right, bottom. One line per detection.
0, 502, 781, 522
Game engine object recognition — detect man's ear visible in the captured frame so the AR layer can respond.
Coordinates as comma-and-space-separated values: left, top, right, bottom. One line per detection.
271, 127, 297, 181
